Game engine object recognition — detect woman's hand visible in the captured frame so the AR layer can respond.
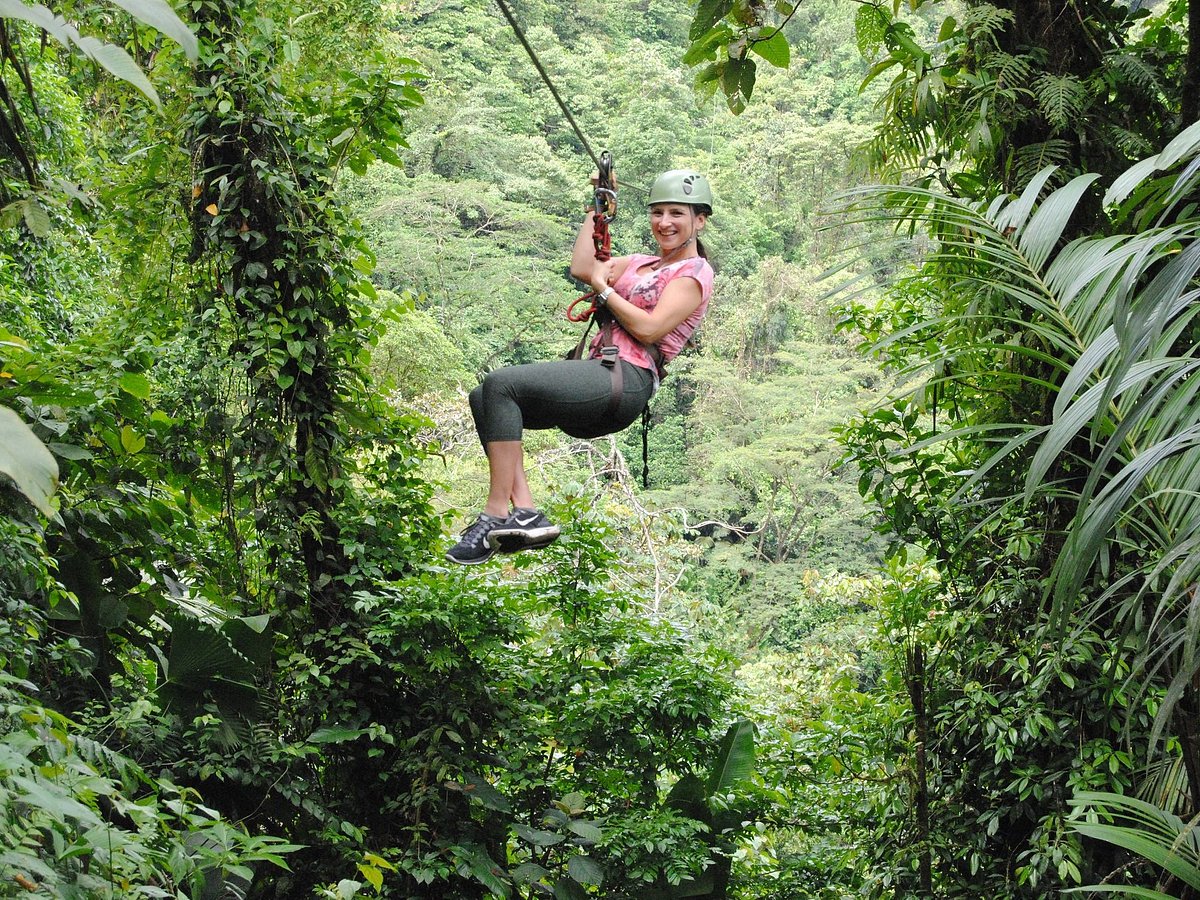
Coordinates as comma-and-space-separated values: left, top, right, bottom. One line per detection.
590, 260, 616, 293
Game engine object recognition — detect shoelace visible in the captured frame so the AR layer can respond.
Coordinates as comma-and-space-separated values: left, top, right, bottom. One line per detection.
460, 515, 496, 549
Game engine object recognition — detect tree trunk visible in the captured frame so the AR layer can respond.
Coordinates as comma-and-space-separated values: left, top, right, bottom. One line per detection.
1184, 0, 1200, 125
909, 643, 933, 894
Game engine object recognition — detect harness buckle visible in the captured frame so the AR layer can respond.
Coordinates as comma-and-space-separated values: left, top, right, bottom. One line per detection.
600, 345, 619, 368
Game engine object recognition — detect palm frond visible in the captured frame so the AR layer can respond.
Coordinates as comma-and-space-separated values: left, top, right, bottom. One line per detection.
833, 124, 1200, 732
1068, 791, 1200, 893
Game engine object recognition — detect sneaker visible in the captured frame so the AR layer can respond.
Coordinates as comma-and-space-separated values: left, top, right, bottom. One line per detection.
446, 512, 506, 565
488, 507, 561, 553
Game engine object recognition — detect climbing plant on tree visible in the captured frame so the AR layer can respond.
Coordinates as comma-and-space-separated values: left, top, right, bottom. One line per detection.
184, 0, 423, 620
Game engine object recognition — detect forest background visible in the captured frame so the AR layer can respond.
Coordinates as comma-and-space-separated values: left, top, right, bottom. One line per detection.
3, 0, 1200, 896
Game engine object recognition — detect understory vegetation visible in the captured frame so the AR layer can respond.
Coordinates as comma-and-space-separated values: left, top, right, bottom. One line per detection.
2, 0, 1200, 896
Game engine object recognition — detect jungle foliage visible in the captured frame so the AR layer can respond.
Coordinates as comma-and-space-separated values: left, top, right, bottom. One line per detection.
2, 0, 1199, 896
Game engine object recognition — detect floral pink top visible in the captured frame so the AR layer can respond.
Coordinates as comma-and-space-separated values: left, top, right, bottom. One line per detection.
589, 253, 714, 372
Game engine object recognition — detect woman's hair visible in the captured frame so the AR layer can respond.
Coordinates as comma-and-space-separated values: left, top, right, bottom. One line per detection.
692, 204, 712, 259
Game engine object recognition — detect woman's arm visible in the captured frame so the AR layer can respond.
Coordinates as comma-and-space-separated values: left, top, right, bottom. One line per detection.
589, 269, 704, 345
570, 214, 630, 284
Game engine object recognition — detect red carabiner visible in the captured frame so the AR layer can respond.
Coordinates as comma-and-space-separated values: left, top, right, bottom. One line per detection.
567, 151, 615, 323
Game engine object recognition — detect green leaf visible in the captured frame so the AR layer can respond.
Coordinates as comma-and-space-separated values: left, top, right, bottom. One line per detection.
666, 773, 707, 807
47, 442, 92, 461
721, 56, 743, 96
73, 34, 162, 108
567, 854, 603, 887
514, 824, 565, 847
9, 774, 101, 824
105, 0, 198, 58
363, 853, 395, 872
739, 56, 757, 101
706, 719, 756, 795
682, 38, 716, 66
1015, 172, 1101, 271
750, 30, 789, 68
461, 775, 512, 813
160, 616, 260, 717
552, 879, 587, 900
0, 405, 59, 515
120, 424, 146, 454
689, 0, 733, 41
222, 615, 274, 667
456, 845, 511, 898
118, 371, 152, 399
512, 863, 549, 885
309, 727, 367, 744
567, 820, 602, 844
0, 0, 68, 42
22, 199, 50, 237
357, 863, 383, 891
0, 201, 22, 229
557, 792, 586, 814
855, 4, 890, 56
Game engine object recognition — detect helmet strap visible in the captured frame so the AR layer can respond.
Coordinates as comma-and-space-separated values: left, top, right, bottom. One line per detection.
655, 235, 694, 268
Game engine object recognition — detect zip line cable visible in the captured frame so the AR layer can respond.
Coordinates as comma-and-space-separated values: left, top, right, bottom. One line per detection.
492, 0, 651, 197
492, 0, 604, 172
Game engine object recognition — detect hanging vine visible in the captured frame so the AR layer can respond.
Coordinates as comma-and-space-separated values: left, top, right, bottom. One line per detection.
184, 0, 421, 620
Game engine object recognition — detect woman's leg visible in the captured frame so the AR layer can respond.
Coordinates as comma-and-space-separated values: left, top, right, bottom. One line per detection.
451, 360, 653, 563
474, 359, 654, 443
483, 441, 534, 517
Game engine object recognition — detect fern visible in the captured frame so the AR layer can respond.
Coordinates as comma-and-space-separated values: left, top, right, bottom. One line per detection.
987, 51, 1035, 91
961, 3, 1016, 46
1102, 49, 1165, 96
1100, 123, 1156, 159
1012, 139, 1073, 187
1033, 73, 1088, 130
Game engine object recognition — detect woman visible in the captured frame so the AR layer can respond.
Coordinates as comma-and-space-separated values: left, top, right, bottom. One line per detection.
447, 169, 715, 565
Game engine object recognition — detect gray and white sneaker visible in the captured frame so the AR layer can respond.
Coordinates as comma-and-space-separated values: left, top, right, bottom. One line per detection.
488, 507, 561, 553
446, 512, 506, 565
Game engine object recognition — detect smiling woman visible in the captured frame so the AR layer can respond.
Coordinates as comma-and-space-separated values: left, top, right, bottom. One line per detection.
445, 169, 716, 565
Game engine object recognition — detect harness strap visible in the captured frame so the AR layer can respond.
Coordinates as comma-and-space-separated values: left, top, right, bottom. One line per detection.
599, 314, 623, 418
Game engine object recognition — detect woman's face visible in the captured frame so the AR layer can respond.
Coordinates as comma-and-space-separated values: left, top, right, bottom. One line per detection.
649, 203, 705, 254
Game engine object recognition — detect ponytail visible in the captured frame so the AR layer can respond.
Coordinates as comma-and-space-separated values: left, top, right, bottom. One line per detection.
692, 204, 712, 260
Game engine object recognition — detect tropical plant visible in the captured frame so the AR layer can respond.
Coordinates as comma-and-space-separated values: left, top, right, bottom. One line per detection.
0, 673, 299, 897
0, 0, 197, 219
1068, 791, 1200, 898
833, 120, 1200, 893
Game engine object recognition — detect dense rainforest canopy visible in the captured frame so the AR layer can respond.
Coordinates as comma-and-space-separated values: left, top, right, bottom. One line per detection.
2, 0, 1200, 896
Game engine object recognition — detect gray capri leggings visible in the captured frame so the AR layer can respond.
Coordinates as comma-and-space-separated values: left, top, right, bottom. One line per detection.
469, 358, 655, 444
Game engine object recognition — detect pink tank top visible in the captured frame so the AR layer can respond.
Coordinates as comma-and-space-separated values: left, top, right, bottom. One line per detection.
589, 253, 714, 372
